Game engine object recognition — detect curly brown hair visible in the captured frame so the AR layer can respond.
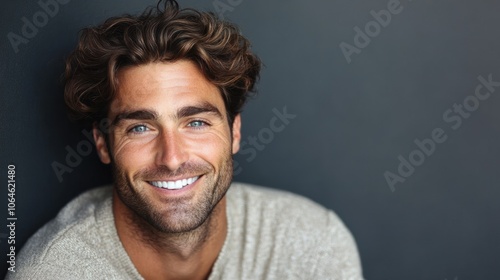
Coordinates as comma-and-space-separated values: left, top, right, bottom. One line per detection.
64, 0, 260, 127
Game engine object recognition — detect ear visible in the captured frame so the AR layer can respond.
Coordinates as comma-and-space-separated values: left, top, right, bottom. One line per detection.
231, 114, 242, 154
93, 125, 111, 164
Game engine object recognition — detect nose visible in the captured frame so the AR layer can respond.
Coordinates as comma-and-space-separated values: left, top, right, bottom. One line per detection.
155, 130, 188, 171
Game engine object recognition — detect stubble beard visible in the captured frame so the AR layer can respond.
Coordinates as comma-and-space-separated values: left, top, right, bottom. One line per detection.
112, 154, 233, 237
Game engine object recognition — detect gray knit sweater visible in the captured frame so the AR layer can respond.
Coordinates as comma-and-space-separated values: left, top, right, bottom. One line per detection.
7, 182, 364, 279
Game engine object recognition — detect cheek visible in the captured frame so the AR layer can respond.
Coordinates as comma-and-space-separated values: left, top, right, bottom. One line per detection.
110, 127, 232, 170
185, 131, 232, 160
112, 137, 155, 171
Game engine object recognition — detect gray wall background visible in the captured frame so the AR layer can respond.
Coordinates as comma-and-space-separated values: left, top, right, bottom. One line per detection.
1, 0, 499, 279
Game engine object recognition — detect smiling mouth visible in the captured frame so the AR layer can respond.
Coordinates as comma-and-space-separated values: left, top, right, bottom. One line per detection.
149, 176, 200, 190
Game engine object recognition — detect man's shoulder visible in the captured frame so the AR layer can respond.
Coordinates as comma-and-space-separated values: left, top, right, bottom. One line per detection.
45, 185, 113, 228
9, 186, 116, 279
219, 182, 364, 279
227, 181, 354, 238
228, 181, 335, 225
22, 185, 113, 252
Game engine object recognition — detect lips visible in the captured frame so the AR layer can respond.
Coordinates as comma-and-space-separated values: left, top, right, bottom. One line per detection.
149, 176, 199, 190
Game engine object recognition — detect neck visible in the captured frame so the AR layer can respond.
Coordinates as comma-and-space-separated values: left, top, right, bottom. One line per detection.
112, 190, 227, 280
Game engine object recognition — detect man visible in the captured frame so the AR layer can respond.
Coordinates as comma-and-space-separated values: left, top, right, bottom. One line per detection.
10, 1, 363, 279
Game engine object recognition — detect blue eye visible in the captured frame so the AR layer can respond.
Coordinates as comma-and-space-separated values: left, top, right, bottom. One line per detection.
130, 125, 149, 133
188, 120, 207, 128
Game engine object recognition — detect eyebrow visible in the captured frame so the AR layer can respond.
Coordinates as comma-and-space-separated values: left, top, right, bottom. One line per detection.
111, 102, 223, 126
177, 102, 223, 120
112, 109, 158, 126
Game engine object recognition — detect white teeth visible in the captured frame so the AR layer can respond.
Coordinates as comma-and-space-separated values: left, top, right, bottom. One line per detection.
175, 180, 182, 189
150, 176, 199, 190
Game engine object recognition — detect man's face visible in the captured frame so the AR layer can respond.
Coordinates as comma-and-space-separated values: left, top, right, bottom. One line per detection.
94, 60, 241, 233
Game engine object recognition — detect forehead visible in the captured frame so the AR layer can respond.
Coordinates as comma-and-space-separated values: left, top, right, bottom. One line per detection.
110, 60, 225, 114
